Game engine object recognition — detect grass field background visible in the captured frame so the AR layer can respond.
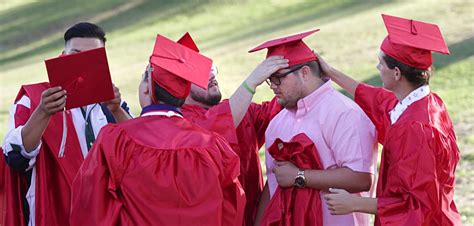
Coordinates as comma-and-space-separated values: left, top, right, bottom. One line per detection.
1, 0, 472, 224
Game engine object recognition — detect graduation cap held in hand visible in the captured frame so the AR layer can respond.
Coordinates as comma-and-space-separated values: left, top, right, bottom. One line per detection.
45, 47, 115, 110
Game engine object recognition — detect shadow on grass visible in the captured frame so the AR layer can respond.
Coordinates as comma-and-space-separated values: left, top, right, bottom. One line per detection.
0, 0, 212, 67
433, 36, 474, 70
199, 0, 394, 51
0, 0, 128, 51
0, 0, 393, 69
460, 153, 474, 162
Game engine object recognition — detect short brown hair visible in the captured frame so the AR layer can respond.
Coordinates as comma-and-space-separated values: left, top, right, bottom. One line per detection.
383, 54, 432, 88
302, 60, 321, 77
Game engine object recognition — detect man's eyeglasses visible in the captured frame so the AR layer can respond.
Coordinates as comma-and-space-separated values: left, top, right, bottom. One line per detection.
266, 64, 305, 86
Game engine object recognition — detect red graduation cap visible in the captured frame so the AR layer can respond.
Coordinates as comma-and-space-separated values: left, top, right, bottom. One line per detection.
45, 47, 114, 110
381, 14, 450, 70
249, 29, 320, 66
177, 33, 220, 79
149, 34, 212, 100
177, 32, 200, 52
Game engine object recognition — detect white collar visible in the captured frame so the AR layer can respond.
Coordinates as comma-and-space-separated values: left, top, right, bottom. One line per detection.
141, 110, 183, 118
389, 85, 430, 124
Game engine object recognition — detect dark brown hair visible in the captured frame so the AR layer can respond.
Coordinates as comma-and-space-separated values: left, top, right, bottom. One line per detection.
383, 54, 432, 88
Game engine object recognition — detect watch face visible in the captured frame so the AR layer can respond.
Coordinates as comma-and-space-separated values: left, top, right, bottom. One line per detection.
295, 177, 305, 187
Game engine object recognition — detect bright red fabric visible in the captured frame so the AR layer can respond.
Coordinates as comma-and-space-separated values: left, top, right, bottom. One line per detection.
380, 14, 450, 70
381, 36, 432, 70
355, 83, 462, 226
261, 133, 324, 226
2, 83, 84, 226
182, 97, 281, 226
70, 115, 245, 226
248, 29, 319, 67
0, 150, 28, 226
149, 35, 212, 99
45, 47, 115, 109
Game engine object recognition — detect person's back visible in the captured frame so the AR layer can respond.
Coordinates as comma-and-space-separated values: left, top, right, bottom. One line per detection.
182, 97, 281, 226
70, 34, 245, 226
71, 112, 243, 226
370, 88, 460, 224
321, 14, 461, 226
176, 32, 285, 226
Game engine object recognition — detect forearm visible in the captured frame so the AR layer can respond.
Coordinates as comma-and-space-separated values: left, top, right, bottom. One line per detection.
229, 81, 254, 127
326, 67, 360, 97
305, 167, 372, 193
230, 56, 289, 128
253, 182, 270, 226
21, 107, 51, 152
110, 107, 132, 123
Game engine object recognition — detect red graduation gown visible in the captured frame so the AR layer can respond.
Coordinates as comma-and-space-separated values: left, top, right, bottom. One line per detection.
70, 114, 245, 226
1, 148, 28, 226
182, 98, 281, 226
261, 133, 324, 226
1, 83, 84, 226
355, 83, 462, 226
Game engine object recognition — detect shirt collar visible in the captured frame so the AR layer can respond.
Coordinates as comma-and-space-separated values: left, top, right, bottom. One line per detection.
140, 104, 183, 117
293, 80, 333, 117
389, 85, 430, 124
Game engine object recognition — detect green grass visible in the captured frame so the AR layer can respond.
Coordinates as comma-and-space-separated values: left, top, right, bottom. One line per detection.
1, 0, 473, 224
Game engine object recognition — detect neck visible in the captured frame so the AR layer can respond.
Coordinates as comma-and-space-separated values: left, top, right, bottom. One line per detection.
139, 98, 152, 109
141, 103, 182, 115
393, 82, 418, 102
184, 96, 211, 109
302, 77, 325, 98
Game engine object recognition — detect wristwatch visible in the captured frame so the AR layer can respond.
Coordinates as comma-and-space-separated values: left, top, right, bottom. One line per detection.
294, 169, 306, 188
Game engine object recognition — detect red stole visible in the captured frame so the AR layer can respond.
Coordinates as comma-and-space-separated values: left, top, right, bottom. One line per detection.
2, 82, 84, 226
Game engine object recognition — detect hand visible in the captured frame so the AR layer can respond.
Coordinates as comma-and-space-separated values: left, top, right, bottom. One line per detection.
104, 84, 122, 113
245, 56, 289, 89
38, 86, 66, 116
324, 188, 358, 215
314, 52, 334, 79
272, 161, 298, 188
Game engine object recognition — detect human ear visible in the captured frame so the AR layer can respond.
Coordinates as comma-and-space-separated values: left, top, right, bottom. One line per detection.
394, 67, 402, 81
300, 65, 312, 81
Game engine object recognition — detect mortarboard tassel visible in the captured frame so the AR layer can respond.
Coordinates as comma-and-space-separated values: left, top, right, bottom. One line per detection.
58, 108, 67, 157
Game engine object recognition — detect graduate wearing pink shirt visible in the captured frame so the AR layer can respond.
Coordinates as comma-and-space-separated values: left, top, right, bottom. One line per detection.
251, 30, 378, 226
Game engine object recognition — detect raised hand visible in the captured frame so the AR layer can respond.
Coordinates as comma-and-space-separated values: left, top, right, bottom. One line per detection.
104, 84, 122, 113
315, 52, 333, 78
38, 86, 67, 116
245, 56, 289, 89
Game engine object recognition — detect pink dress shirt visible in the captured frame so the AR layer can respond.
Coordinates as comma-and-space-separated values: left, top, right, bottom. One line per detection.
265, 81, 378, 226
